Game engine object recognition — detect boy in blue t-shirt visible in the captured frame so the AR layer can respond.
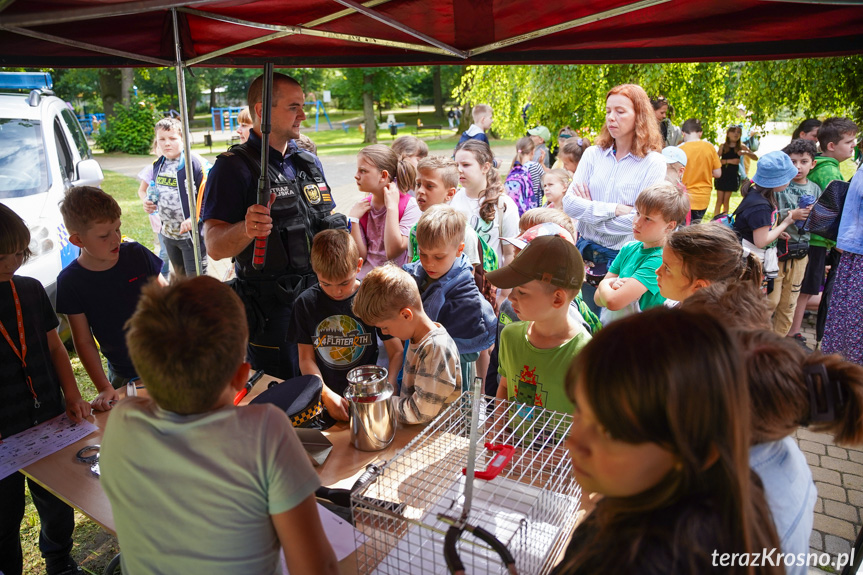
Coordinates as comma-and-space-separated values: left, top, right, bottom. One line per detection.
289, 229, 403, 421
57, 186, 166, 403
595, 182, 690, 324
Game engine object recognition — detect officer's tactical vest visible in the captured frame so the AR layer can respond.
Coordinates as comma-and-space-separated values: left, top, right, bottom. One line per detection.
228, 144, 344, 280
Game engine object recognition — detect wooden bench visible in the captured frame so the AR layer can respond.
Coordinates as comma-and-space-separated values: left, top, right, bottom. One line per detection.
414, 124, 443, 139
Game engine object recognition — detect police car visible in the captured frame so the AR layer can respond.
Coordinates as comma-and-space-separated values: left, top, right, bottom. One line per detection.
0, 72, 103, 303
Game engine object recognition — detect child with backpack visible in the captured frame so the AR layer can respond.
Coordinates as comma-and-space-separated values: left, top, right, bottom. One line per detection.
732, 151, 806, 285
505, 136, 543, 216
348, 144, 421, 278
452, 140, 520, 272
137, 117, 210, 277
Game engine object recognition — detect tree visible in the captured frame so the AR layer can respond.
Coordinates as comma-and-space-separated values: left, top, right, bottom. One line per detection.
737, 56, 863, 127
455, 58, 863, 145
455, 63, 738, 145
195, 68, 231, 111
432, 65, 444, 116
362, 71, 377, 144
99, 69, 123, 123
52, 68, 101, 114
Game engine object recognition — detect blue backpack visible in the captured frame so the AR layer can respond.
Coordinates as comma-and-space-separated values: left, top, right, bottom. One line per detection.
505, 162, 536, 217
712, 203, 742, 238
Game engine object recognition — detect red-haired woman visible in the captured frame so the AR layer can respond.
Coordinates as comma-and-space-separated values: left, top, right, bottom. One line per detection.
562, 84, 667, 313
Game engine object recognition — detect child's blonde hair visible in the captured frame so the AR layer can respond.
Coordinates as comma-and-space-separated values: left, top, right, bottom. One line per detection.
352, 264, 423, 325
634, 181, 690, 226
0, 204, 31, 261
60, 186, 122, 234
455, 140, 505, 224
311, 229, 359, 280
542, 169, 571, 190
519, 207, 576, 240
126, 276, 248, 415
417, 156, 458, 190
415, 204, 466, 250
471, 104, 492, 124
392, 135, 429, 160
358, 144, 416, 196
237, 107, 252, 126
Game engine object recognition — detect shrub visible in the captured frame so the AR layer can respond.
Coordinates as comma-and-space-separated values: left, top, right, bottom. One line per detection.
95, 99, 158, 155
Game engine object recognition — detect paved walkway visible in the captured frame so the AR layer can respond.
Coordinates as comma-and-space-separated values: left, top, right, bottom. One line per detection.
795, 313, 862, 574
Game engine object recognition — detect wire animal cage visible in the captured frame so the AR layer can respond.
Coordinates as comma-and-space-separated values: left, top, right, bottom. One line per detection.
351, 390, 581, 575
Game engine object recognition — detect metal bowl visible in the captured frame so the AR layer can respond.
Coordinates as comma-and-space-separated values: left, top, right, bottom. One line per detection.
346, 365, 389, 396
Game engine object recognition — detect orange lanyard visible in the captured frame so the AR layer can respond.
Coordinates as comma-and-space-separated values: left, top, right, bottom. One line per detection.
0, 279, 40, 408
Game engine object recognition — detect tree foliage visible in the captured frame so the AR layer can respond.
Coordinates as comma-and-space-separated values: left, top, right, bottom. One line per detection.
737, 56, 863, 127
456, 57, 863, 146
95, 98, 159, 155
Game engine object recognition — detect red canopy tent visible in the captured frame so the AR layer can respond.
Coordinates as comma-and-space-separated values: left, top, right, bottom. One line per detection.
2, 0, 861, 274
1, 0, 862, 69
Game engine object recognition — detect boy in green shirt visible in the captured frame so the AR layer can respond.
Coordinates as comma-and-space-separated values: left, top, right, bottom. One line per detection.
594, 182, 690, 325
809, 117, 858, 191
488, 235, 591, 438
789, 117, 858, 344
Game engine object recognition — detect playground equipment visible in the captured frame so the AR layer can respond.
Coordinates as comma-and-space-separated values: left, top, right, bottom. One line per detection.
211, 106, 246, 134
307, 99, 335, 132
77, 112, 106, 135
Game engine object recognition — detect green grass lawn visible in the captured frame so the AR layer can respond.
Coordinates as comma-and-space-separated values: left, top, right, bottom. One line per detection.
183, 107, 515, 157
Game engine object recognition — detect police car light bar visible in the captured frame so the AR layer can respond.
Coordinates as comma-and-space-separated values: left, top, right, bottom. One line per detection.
0, 72, 54, 91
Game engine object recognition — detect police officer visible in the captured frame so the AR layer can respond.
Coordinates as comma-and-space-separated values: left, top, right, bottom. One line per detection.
203, 73, 345, 380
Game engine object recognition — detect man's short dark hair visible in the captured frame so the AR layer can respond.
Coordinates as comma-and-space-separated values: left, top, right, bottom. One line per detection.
818, 117, 858, 149
247, 72, 302, 113
681, 118, 702, 134
782, 138, 818, 160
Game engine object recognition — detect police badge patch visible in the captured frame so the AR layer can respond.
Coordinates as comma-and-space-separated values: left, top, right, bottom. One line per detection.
303, 184, 322, 204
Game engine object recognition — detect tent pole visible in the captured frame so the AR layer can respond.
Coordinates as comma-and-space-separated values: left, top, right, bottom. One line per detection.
172, 7, 203, 277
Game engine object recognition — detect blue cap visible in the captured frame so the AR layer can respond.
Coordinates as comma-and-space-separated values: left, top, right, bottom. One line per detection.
753, 151, 799, 188
661, 146, 687, 167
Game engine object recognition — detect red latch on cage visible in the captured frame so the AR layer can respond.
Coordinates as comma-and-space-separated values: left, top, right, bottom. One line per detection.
462, 443, 515, 481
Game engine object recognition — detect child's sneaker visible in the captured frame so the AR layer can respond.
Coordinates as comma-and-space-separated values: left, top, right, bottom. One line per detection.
789, 333, 809, 350
46, 556, 83, 575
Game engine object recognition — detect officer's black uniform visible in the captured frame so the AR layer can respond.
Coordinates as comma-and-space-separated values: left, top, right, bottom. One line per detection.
202, 132, 346, 378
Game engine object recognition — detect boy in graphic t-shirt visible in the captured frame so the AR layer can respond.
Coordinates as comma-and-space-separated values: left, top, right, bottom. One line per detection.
486, 235, 591, 442
137, 117, 210, 277
289, 230, 403, 421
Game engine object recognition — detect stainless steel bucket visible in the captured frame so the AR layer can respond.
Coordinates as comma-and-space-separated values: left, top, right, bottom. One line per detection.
345, 366, 396, 452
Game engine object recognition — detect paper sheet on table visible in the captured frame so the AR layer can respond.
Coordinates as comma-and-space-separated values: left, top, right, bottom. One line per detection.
281, 502, 366, 574
0, 414, 98, 480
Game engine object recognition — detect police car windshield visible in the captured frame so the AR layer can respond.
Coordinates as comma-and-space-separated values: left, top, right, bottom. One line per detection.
0, 118, 49, 199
